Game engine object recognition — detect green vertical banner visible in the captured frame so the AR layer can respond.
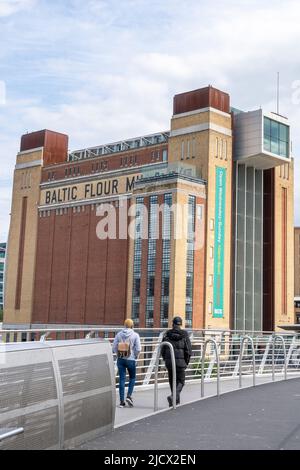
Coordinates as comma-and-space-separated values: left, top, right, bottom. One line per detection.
213, 167, 227, 318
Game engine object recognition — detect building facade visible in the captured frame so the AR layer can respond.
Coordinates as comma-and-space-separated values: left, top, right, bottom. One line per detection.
0, 243, 6, 311
294, 227, 300, 323
3, 86, 295, 330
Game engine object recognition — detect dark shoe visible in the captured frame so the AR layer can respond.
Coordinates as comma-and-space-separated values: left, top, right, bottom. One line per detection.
176, 383, 183, 404
167, 396, 173, 407
126, 396, 134, 407
119, 401, 126, 408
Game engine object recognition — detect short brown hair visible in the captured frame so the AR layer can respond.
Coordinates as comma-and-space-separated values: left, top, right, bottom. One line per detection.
124, 318, 134, 328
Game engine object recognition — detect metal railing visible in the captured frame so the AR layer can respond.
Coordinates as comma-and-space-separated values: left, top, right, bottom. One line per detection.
0, 428, 24, 442
201, 339, 220, 398
272, 335, 287, 382
154, 342, 176, 411
239, 335, 256, 388
1, 327, 300, 389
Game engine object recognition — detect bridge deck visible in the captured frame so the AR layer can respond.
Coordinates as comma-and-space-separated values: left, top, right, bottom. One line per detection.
78, 374, 300, 450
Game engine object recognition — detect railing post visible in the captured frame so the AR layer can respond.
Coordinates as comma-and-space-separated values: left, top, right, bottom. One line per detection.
239, 335, 256, 389
272, 335, 287, 382
201, 339, 220, 398
40, 332, 51, 342
143, 332, 164, 386
154, 342, 176, 412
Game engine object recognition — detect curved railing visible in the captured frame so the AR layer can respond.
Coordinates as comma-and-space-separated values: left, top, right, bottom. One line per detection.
1, 327, 300, 388
154, 342, 176, 411
201, 339, 220, 398
239, 335, 256, 388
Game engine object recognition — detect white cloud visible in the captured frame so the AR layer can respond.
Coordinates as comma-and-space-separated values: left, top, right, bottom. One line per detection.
0, 0, 37, 17
1, 0, 300, 241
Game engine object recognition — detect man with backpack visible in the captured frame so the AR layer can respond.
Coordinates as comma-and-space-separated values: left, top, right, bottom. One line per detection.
161, 316, 192, 407
113, 318, 141, 408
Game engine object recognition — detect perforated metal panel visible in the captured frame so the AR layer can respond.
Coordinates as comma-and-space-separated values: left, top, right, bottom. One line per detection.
0, 345, 60, 450
0, 408, 60, 450
0, 362, 57, 413
59, 354, 111, 395
0, 339, 115, 450
64, 392, 113, 441
52, 341, 115, 448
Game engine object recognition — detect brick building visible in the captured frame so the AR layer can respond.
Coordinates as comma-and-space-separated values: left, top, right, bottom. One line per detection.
3, 86, 295, 330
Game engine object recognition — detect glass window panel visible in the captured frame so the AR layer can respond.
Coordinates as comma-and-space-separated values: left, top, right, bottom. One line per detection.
264, 117, 271, 137
271, 120, 279, 139
264, 137, 271, 152
279, 123, 289, 142
279, 140, 288, 157
271, 138, 279, 155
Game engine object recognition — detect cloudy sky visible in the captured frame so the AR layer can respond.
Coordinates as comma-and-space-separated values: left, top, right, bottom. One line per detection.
1, 0, 300, 241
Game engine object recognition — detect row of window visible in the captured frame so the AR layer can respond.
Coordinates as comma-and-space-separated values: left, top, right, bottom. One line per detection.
48, 148, 168, 183
215, 138, 228, 160
185, 196, 196, 328
39, 200, 122, 217
146, 196, 158, 328
131, 197, 144, 327
47, 171, 56, 181
120, 156, 137, 168
180, 139, 196, 160
132, 195, 173, 328
91, 161, 108, 173
264, 117, 289, 158
20, 171, 32, 189
279, 164, 290, 180
64, 166, 80, 178
160, 194, 172, 328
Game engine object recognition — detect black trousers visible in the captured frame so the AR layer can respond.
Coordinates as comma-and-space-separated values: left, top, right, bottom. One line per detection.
167, 366, 186, 396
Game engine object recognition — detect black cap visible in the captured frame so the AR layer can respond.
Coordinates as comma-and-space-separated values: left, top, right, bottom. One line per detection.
172, 316, 183, 326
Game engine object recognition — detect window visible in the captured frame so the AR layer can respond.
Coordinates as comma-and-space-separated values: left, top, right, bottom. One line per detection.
215, 138, 218, 158
187, 140, 190, 159
192, 138, 196, 158
181, 140, 184, 160
209, 275, 213, 287
185, 196, 196, 328
160, 193, 172, 327
210, 246, 214, 259
163, 149, 168, 162
210, 219, 214, 231
264, 117, 289, 158
132, 197, 144, 326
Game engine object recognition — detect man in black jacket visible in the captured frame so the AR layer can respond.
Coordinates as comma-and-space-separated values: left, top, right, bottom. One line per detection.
161, 316, 192, 406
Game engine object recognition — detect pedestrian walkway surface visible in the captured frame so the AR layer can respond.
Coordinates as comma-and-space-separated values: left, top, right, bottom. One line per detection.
78, 374, 300, 450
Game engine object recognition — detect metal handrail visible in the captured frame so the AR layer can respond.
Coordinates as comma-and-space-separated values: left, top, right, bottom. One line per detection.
154, 342, 176, 412
272, 335, 287, 381
40, 332, 51, 342
0, 427, 24, 442
239, 335, 256, 388
201, 339, 220, 398
1, 326, 297, 336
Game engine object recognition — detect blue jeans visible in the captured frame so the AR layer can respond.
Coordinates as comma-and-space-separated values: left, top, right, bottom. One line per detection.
117, 358, 136, 403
